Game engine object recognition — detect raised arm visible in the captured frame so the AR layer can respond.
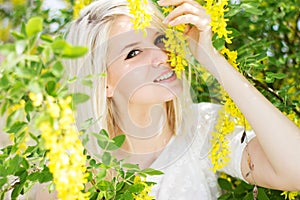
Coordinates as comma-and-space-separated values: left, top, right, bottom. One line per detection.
158, 0, 300, 191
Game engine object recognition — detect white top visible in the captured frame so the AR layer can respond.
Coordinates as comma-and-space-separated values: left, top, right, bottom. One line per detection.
147, 103, 255, 200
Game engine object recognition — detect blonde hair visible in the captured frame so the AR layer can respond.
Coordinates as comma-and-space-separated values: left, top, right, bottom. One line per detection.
64, 0, 194, 155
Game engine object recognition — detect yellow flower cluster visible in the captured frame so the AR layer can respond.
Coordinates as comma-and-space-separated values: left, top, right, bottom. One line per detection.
285, 111, 300, 128
281, 191, 299, 200
73, 0, 92, 19
127, 0, 152, 34
0, 21, 11, 42
34, 95, 89, 200
11, 0, 26, 7
204, 0, 232, 43
161, 7, 188, 79
204, 0, 250, 171
132, 176, 154, 200
7, 100, 29, 155
209, 111, 233, 172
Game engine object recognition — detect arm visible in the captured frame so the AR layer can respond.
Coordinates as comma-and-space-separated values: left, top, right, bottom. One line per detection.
158, 0, 300, 191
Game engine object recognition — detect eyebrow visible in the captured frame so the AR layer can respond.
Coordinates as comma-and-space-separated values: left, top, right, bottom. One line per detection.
120, 42, 141, 54
118, 31, 162, 54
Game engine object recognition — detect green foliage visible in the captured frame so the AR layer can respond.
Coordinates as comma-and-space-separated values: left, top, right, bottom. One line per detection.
86, 129, 162, 200
0, 10, 161, 199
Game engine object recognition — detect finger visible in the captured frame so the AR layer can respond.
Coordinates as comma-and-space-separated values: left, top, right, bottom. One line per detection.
158, 0, 205, 13
168, 14, 211, 31
158, 0, 203, 9
163, 2, 203, 24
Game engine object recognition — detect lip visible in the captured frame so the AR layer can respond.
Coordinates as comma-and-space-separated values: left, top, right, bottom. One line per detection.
153, 70, 176, 83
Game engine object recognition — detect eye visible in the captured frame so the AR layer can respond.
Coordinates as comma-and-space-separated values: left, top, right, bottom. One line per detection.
125, 49, 142, 60
154, 34, 167, 49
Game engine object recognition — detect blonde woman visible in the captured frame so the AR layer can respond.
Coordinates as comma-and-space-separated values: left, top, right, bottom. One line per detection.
62, 0, 300, 199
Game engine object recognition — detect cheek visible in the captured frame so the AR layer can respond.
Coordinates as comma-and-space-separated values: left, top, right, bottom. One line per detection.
109, 66, 152, 99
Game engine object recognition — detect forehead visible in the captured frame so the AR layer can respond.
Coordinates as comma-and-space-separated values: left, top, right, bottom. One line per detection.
110, 15, 133, 37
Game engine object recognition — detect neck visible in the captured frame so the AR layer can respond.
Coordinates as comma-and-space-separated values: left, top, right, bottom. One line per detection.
113, 101, 173, 153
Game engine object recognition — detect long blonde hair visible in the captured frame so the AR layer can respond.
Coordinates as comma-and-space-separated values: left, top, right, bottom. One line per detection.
64, 0, 194, 155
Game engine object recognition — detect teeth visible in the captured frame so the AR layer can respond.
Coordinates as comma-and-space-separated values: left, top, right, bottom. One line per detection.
155, 71, 174, 82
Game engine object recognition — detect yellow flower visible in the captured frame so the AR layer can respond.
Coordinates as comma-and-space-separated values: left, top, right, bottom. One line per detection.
39, 96, 89, 200
128, 0, 152, 34
281, 191, 299, 200
204, 0, 232, 43
161, 7, 189, 78
73, 0, 92, 19
11, 0, 25, 7
29, 92, 43, 107
132, 176, 154, 200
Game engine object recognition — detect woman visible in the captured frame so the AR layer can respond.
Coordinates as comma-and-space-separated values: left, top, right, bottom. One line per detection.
64, 0, 300, 199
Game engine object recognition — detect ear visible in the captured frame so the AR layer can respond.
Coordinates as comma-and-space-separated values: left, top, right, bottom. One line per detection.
106, 84, 114, 98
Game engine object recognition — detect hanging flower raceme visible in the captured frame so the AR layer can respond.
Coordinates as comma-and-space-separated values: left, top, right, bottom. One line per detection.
31, 94, 89, 200
127, 0, 152, 33
204, 0, 251, 171
161, 7, 189, 79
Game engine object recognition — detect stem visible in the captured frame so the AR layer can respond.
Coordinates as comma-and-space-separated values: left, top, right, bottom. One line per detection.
245, 72, 300, 116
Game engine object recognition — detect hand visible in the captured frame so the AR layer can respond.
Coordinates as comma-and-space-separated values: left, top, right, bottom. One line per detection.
157, 0, 218, 70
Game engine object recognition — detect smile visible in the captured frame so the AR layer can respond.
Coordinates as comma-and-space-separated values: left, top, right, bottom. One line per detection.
154, 71, 175, 82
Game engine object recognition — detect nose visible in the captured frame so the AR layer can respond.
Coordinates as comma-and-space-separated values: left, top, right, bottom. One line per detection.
151, 47, 169, 68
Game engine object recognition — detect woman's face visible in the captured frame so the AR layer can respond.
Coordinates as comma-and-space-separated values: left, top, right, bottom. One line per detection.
106, 15, 183, 105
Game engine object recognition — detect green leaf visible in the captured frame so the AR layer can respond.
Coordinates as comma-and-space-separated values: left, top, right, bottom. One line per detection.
218, 178, 233, 191
212, 34, 225, 51
106, 135, 126, 151
102, 152, 111, 166
7, 155, 23, 175
117, 191, 134, 200
81, 79, 93, 88
25, 17, 43, 37
217, 192, 232, 200
71, 93, 90, 105
112, 134, 125, 147
62, 45, 88, 58
92, 132, 109, 150
51, 39, 68, 53
97, 180, 114, 191
46, 81, 57, 95
52, 61, 64, 78
51, 39, 88, 58
128, 183, 145, 193
96, 169, 107, 181
240, 3, 264, 15
0, 178, 7, 188
6, 121, 27, 134
116, 181, 125, 192
122, 163, 140, 171
257, 188, 270, 200
39, 167, 53, 183
140, 168, 164, 176
40, 34, 54, 42
11, 181, 25, 200
265, 72, 287, 83
11, 31, 26, 40
243, 192, 253, 200
100, 129, 109, 137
